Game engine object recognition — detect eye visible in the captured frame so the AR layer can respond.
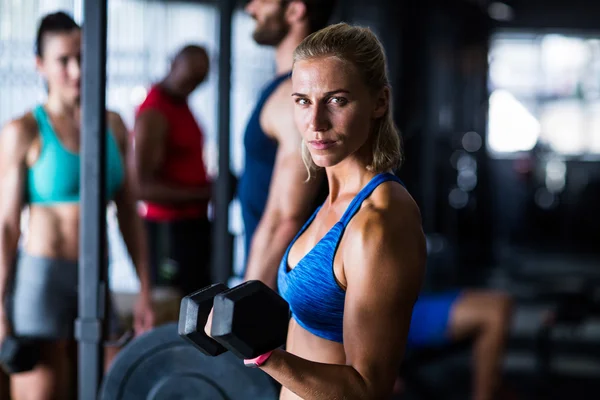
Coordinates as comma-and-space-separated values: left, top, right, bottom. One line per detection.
329, 97, 348, 105
295, 98, 309, 106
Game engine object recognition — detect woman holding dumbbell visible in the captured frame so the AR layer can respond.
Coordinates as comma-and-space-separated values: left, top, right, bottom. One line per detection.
208, 23, 427, 399
0, 11, 154, 399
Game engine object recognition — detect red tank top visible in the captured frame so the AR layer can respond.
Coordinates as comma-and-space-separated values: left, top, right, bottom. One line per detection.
135, 85, 210, 221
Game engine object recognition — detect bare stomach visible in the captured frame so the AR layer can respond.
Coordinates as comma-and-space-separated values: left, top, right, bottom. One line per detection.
279, 319, 346, 400
24, 204, 84, 261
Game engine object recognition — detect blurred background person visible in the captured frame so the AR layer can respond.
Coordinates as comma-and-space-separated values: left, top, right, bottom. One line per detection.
0, 11, 154, 400
131, 44, 213, 300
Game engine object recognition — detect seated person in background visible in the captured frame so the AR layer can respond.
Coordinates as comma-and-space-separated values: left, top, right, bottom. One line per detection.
405, 289, 514, 400
131, 44, 213, 298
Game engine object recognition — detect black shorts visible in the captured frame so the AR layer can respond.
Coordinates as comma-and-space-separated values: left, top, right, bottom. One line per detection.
144, 217, 212, 296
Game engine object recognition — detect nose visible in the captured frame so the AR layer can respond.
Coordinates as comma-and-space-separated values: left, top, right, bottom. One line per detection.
68, 57, 81, 82
308, 103, 330, 132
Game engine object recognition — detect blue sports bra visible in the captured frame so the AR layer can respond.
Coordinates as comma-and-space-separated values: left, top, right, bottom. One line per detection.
277, 172, 404, 343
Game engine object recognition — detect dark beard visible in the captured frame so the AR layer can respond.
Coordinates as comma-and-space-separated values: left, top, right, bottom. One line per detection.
252, 12, 289, 47
252, 26, 288, 46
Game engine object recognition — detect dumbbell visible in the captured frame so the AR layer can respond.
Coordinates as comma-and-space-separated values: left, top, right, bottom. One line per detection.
178, 280, 290, 359
178, 283, 230, 356
0, 336, 38, 374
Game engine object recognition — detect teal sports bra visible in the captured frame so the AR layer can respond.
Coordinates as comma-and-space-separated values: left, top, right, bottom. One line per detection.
27, 105, 125, 204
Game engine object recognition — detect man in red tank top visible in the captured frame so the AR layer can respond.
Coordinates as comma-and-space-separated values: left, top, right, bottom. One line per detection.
131, 45, 212, 298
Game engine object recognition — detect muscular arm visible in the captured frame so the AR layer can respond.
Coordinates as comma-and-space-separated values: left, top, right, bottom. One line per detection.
244, 84, 324, 289
260, 191, 427, 399
0, 119, 33, 310
110, 112, 151, 297
132, 109, 210, 204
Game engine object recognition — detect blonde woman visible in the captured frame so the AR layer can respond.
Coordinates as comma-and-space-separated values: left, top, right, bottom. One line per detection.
213, 22, 427, 399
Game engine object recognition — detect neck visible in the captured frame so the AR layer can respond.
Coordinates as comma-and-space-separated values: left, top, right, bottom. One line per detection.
325, 157, 376, 206
275, 27, 310, 75
160, 76, 187, 102
45, 95, 79, 119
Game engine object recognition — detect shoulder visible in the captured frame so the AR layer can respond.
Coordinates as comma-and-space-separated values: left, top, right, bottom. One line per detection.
107, 111, 127, 132
276, 77, 293, 93
272, 78, 293, 107
106, 111, 129, 148
134, 87, 168, 126
267, 79, 299, 144
0, 112, 38, 153
138, 85, 161, 106
344, 179, 426, 270
263, 77, 293, 111
135, 85, 167, 117
133, 106, 168, 137
354, 180, 422, 238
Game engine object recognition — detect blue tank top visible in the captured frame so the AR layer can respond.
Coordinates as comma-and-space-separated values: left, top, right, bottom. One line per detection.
277, 173, 404, 343
238, 72, 292, 256
27, 105, 124, 204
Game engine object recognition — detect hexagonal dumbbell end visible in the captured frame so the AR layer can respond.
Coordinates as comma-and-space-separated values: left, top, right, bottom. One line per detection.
210, 280, 290, 359
178, 283, 229, 356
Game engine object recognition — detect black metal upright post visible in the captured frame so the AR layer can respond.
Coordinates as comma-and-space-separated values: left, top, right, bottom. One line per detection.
212, 0, 234, 284
77, 1, 108, 398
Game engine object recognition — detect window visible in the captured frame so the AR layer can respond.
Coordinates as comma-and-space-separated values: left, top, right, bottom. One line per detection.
488, 32, 600, 158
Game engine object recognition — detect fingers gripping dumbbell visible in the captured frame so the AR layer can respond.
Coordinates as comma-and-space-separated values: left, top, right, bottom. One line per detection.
178, 280, 290, 359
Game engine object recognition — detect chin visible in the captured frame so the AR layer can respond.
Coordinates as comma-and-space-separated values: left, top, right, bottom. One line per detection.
312, 155, 341, 169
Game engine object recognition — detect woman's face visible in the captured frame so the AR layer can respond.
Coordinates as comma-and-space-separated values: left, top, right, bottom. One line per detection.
292, 56, 388, 169
36, 29, 81, 105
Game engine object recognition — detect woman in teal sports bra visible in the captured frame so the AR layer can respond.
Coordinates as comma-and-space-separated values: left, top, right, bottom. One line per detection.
0, 12, 154, 400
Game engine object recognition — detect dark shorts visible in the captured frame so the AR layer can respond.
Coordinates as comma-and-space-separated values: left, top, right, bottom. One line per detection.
7, 252, 122, 340
407, 290, 464, 348
144, 217, 212, 296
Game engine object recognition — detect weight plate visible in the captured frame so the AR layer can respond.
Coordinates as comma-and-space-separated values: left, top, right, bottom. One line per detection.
100, 323, 279, 400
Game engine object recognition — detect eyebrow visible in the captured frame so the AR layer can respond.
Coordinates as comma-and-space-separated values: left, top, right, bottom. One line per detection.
291, 89, 350, 97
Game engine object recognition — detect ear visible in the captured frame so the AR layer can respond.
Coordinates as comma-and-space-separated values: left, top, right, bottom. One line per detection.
285, 0, 307, 25
372, 87, 389, 119
35, 56, 47, 78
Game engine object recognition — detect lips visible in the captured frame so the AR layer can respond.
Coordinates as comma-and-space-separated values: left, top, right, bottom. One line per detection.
308, 140, 337, 150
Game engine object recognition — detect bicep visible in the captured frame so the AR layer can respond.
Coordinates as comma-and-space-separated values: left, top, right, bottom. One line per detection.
0, 123, 30, 228
0, 164, 26, 229
132, 110, 167, 180
342, 211, 426, 393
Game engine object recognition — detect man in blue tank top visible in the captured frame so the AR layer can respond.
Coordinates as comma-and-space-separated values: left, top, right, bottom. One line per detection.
238, 0, 336, 289
237, 2, 514, 399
